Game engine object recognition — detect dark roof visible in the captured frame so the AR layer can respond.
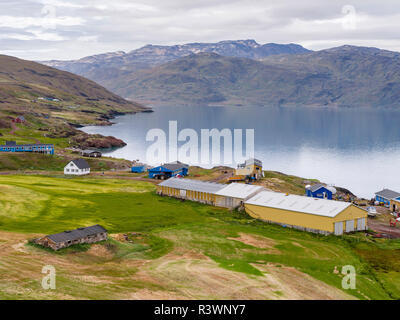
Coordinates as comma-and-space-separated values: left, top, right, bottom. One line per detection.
71, 158, 90, 169
308, 183, 326, 192
169, 161, 189, 168
149, 163, 187, 172
81, 149, 101, 154
46, 225, 107, 243
375, 189, 400, 200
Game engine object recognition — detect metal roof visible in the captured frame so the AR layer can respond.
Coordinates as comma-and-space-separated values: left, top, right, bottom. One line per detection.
375, 189, 400, 200
46, 225, 107, 243
308, 183, 325, 192
150, 163, 186, 172
215, 183, 264, 199
81, 149, 101, 154
158, 177, 225, 194
245, 190, 352, 218
1, 142, 54, 147
70, 159, 90, 169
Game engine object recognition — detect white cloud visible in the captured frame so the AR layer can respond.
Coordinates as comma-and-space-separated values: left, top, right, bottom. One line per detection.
0, 15, 85, 29
2, 0, 400, 60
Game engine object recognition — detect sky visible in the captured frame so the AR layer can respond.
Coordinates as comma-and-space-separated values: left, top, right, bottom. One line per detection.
1, 0, 400, 61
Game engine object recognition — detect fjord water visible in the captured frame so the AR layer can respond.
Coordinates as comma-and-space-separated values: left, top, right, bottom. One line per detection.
82, 106, 400, 198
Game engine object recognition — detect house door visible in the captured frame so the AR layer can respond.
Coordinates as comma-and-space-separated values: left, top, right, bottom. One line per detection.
334, 222, 343, 235
346, 220, 355, 233
393, 204, 397, 212
357, 218, 366, 231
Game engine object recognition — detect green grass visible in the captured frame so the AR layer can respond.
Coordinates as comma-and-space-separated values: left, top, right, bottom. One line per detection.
1, 175, 400, 299
0, 152, 131, 172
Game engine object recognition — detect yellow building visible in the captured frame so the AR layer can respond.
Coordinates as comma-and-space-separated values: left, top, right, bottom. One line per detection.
156, 178, 225, 206
245, 191, 367, 235
235, 158, 263, 179
157, 178, 265, 209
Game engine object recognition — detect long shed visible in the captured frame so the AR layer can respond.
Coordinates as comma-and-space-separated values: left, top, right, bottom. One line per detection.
245, 191, 367, 235
214, 183, 264, 209
157, 178, 225, 205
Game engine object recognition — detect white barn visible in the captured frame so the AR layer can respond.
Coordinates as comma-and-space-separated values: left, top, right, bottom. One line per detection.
64, 159, 90, 176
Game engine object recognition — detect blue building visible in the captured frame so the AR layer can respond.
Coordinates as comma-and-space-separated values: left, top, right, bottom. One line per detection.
131, 165, 146, 173
0, 141, 54, 155
148, 162, 189, 179
375, 189, 400, 206
306, 183, 336, 200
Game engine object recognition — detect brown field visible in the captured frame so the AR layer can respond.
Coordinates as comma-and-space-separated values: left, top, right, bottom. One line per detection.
0, 231, 355, 300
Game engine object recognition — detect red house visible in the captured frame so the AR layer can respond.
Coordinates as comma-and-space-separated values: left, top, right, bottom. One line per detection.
12, 116, 25, 123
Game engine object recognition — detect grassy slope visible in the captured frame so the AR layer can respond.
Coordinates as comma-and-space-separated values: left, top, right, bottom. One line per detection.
0, 175, 399, 299
0, 54, 149, 151
0, 153, 131, 172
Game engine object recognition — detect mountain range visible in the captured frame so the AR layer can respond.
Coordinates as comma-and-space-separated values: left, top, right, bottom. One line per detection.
41, 40, 400, 108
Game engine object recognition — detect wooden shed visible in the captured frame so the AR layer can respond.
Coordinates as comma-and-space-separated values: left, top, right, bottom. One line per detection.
35, 225, 107, 250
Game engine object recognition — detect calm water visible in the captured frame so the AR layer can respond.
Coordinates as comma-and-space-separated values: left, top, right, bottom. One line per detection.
82, 106, 400, 198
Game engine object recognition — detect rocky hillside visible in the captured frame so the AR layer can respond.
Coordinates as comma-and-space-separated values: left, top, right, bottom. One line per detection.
108, 45, 400, 108
0, 54, 149, 149
41, 40, 311, 95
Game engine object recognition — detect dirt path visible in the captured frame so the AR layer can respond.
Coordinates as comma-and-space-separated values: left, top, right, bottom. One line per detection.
9, 121, 18, 135
0, 231, 357, 300
0, 170, 160, 185
368, 218, 400, 238
9, 121, 41, 143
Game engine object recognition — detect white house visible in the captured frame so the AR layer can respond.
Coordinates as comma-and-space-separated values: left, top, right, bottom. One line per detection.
64, 159, 90, 176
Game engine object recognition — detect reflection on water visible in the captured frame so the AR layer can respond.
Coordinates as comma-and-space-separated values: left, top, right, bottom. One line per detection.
82, 106, 400, 198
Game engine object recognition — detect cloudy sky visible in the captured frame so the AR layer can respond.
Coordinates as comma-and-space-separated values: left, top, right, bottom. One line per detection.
1, 0, 400, 61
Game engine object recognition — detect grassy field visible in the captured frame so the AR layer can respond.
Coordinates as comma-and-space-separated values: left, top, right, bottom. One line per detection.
0, 152, 132, 172
0, 175, 399, 300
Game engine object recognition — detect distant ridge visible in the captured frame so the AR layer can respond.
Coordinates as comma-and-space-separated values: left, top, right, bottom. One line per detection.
41, 42, 400, 108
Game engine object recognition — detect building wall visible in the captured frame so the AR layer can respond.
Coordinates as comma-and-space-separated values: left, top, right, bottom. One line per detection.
0, 145, 54, 154
390, 199, 400, 211
156, 185, 216, 205
37, 233, 107, 250
214, 189, 264, 209
64, 162, 90, 175
149, 167, 187, 178
132, 166, 145, 173
215, 195, 241, 209
235, 164, 262, 178
375, 195, 390, 205
244, 203, 367, 234
306, 187, 333, 200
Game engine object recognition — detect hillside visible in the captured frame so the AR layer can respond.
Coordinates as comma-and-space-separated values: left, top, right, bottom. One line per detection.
41, 40, 311, 95
109, 46, 400, 107
1, 175, 399, 300
0, 54, 149, 149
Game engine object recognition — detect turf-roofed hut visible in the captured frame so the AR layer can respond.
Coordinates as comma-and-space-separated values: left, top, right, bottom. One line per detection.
35, 225, 108, 250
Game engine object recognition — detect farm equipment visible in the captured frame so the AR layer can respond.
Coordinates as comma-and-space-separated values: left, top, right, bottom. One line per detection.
389, 218, 400, 227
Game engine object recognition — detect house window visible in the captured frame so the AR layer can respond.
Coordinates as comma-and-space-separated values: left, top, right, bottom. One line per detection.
66, 169, 69, 172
